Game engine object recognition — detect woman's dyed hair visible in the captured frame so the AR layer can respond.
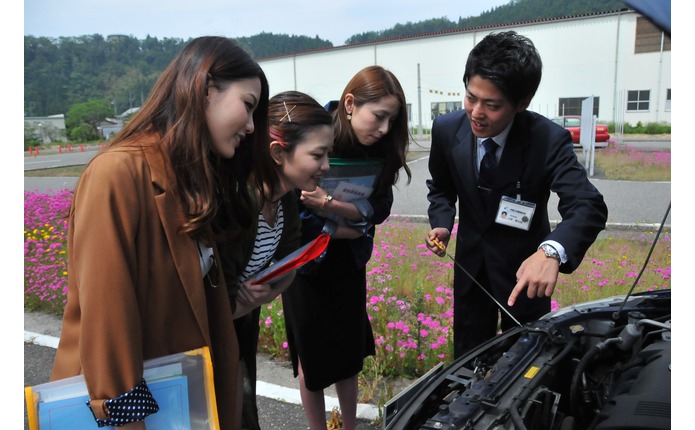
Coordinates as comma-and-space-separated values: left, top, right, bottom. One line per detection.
332, 65, 411, 194
255, 90, 332, 201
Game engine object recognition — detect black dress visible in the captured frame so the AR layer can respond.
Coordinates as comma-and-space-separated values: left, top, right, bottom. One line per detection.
282, 238, 375, 391
282, 155, 393, 391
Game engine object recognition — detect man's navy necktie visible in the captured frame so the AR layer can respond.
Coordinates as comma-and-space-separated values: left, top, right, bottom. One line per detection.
479, 138, 498, 188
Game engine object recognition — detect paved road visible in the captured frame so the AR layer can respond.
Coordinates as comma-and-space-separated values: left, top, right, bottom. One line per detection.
24, 140, 672, 227
393, 152, 671, 227
24, 344, 379, 430
23, 344, 379, 430
24, 145, 99, 171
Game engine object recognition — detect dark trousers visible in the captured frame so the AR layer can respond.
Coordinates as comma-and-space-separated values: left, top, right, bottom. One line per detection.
453, 266, 549, 359
235, 307, 262, 430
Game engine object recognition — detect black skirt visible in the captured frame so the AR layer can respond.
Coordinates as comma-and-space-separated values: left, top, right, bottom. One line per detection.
282, 238, 376, 391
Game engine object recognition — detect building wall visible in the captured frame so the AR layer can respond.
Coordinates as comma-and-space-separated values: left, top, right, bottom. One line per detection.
257, 10, 670, 132
24, 114, 67, 143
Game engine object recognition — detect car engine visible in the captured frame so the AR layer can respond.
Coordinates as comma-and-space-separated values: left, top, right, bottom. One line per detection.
383, 290, 671, 430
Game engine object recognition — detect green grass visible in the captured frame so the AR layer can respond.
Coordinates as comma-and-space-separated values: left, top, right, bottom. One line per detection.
593, 143, 670, 181
24, 165, 86, 177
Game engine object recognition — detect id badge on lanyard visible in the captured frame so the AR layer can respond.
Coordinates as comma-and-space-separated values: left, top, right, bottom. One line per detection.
494, 182, 535, 231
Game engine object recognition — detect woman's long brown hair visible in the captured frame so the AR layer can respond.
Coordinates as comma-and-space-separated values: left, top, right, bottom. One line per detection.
112, 36, 270, 241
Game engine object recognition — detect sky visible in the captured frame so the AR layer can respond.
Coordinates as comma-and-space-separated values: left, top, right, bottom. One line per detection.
23, 0, 511, 46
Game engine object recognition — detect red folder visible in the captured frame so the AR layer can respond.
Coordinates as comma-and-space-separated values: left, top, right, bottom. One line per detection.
250, 233, 330, 285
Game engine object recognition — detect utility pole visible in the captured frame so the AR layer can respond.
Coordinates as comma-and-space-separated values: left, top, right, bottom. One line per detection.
417, 63, 423, 138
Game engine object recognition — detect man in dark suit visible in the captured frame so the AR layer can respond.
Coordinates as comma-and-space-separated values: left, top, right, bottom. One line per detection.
425, 31, 608, 358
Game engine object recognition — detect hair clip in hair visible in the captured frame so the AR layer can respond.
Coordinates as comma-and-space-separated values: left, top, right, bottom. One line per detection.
280, 101, 296, 123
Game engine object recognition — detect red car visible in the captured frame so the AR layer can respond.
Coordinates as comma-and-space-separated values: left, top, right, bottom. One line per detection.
551, 115, 610, 144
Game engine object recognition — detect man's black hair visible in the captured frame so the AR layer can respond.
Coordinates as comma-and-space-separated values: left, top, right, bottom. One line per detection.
463, 31, 543, 107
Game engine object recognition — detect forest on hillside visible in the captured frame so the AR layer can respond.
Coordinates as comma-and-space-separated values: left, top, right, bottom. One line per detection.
25, 0, 626, 117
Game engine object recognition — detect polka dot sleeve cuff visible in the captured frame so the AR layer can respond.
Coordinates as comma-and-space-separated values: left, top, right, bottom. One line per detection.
87, 378, 160, 427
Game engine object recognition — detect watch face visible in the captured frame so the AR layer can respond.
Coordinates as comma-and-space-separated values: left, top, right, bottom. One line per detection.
542, 245, 559, 260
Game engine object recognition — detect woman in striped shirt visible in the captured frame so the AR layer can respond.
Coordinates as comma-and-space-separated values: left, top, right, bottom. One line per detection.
218, 90, 334, 430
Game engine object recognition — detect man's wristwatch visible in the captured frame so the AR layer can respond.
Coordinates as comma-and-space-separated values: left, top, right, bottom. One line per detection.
539, 243, 561, 263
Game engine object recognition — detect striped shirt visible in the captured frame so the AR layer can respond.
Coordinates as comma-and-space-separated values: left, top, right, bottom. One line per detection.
239, 202, 284, 283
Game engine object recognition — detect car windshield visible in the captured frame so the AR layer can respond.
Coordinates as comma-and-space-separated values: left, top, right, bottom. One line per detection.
565, 118, 581, 127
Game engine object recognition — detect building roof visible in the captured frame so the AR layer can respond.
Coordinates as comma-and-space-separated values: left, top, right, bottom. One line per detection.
118, 107, 141, 118
257, 8, 633, 60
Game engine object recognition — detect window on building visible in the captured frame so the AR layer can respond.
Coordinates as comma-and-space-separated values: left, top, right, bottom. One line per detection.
664, 89, 671, 111
557, 97, 600, 117
407, 103, 412, 123
627, 90, 650, 112
431, 101, 462, 120
635, 16, 671, 53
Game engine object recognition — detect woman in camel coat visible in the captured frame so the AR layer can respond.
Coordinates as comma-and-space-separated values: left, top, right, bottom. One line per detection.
51, 36, 270, 429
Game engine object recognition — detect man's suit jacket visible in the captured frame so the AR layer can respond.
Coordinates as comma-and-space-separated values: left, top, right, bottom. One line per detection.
427, 109, 607, 309
51, 136, 241, 428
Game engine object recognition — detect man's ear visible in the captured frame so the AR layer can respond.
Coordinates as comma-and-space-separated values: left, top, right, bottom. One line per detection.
516, 96, 531, 112
269, 141, 285, 165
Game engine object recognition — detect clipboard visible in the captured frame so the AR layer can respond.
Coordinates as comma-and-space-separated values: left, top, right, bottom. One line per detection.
320, 157, 384, 203
25, 347, 219, 430
315, 158, 383, 224
249, 233, 330, 285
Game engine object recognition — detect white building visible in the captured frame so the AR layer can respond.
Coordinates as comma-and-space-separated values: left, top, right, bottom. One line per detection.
24, 114, 68, 143
257, 8, 670, 134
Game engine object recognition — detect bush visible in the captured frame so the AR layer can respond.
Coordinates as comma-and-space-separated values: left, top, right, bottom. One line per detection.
69, 123, 99, 142
644, 122, 670, 134
607, 121, 671, 135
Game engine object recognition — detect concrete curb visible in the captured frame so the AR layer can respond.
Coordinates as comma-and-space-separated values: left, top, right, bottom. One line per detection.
387, 214, 671, 232
24, 331, 60, 349
23, 330, 381, 421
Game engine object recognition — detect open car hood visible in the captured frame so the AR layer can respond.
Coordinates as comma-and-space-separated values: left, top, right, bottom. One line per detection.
383, 289, 671, 429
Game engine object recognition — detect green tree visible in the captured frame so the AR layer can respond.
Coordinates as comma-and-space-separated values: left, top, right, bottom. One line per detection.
69, 123, 99, 142
236, 32, 332, 58
24, 123, 41, 150
24, 35, 188, 116
65, 99, 113, 140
